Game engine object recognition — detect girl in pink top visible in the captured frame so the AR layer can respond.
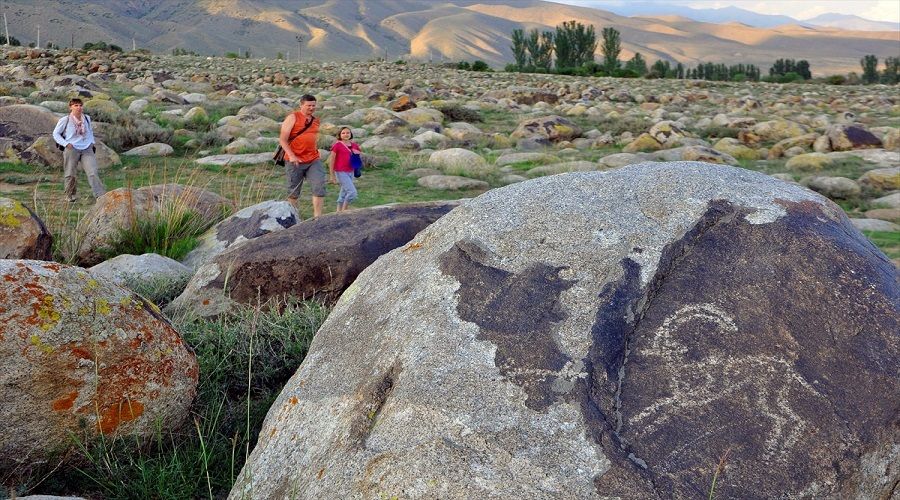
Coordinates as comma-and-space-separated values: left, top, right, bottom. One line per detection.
328, 127, 361, 212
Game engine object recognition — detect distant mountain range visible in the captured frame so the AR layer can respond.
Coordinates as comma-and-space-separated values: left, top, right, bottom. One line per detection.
803, 13, 899, 32
578, 2, 899, 31
2, 0, 898, 75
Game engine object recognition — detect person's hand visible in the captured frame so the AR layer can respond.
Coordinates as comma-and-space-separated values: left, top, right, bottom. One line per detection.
328, 176, 338, 185
66, 144, 73, 149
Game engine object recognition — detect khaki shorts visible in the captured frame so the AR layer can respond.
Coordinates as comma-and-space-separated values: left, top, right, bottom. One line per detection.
286, 159, 326, 198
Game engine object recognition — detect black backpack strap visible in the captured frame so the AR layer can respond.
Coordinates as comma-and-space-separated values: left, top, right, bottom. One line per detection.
62, 116, 70, 140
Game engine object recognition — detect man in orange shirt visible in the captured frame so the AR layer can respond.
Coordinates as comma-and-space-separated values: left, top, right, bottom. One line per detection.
279, 94, 325, 217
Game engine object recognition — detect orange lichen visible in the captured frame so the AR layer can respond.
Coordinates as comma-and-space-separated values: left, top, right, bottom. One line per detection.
98, 400, 144, 434
202, 299, 210, 305
41, 262, 61, 272
289, 396, 298, 405
52, 391, 79, 411
70, 346, 93, 360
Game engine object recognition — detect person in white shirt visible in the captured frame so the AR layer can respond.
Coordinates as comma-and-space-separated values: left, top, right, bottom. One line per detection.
52, 98, 106, 202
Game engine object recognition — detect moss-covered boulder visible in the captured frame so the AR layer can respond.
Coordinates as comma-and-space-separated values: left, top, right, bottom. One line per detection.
0, 198, 52, 260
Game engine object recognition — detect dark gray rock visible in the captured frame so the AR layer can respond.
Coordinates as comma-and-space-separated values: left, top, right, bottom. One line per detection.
169, 201, 460, 317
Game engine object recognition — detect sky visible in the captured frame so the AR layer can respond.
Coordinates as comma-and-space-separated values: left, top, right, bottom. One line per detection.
555, 0, 900, 23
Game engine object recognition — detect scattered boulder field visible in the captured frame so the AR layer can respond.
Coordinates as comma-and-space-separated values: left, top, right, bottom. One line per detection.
0, 46, 897, 497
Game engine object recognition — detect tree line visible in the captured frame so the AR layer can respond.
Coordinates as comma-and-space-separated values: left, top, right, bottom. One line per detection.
506, 21, 897, 85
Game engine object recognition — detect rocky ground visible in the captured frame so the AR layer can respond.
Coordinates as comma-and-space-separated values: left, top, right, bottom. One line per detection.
1, 48, 898, 252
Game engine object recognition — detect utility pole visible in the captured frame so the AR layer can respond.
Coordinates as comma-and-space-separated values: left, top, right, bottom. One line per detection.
295, 35, 303, 62
71, 32, 74, 48
36, 24, 39, 49
132, 35, 135, 51
3, 13, 9, 46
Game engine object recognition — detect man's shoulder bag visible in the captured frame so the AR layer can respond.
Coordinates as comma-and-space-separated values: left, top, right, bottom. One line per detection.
274, 115, 315, 166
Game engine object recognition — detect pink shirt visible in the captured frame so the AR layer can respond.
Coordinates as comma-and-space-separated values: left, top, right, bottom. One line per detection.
330, 141, 360, 173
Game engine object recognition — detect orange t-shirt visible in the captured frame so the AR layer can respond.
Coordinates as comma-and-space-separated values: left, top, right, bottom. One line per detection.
288, 112, 320, 163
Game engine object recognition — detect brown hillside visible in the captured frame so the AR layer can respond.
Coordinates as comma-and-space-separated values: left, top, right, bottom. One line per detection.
1, 0, 897, 74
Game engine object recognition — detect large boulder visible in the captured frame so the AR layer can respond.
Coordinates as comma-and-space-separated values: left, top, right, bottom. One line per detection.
0, 198, 52, 260
168, 201, 460, 317
858, 167, 900, 191
123, 143, 175, 157
230, 163, 898, 499
751, 119, 810, 142
0, 104, 58, 150
194, 152, 272, 166
647, 121, 688, 147
826, 124, 883, 151
510, 115, 581, 143
396, 107, 443, 126
804, 176, 861, 199
88, 253, 192, 287
0, 260, 198, 476
181, 200, 299, 270
429, 148, 487, 172
74, 184, 233, 266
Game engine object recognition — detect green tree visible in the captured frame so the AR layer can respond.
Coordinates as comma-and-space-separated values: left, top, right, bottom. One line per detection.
554, 21, 597, 70
625, 52, 647, 76
649, 59, 671, 78
882, 56, 899, 84
600, 27, 621, 74
861, 54, 879, 84
0, 34, 21, 46
471, 60, 491, 72
525, 29, 540, 68
510, 28, 527, 69
796, 60, 811, 80
554, 22, 574, 70
537, 31, 554, 71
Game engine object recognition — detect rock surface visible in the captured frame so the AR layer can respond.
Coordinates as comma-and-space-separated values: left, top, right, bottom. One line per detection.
181, 200, 299, 270
169, 201, 460, 317
88, 253, 192, 287
0, 198, 52, 260
74, 184, 233, 266
230, 162, 899, 499
0, 260, 198, 476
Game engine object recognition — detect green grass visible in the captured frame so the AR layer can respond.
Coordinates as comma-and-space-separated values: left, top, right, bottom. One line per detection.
863, 230, 900, 259
19, 300, 329, 499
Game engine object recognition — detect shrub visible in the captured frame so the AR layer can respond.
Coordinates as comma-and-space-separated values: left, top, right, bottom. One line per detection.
82, 41, 120, 52
457, 61, 471, 70
0, 34, 21, 46
98, 198, 221, 262
695, 125, 740, 140
225, 52, 239, 59
827, 75, 847, 85
97, 114, 174, 152
122, 273, 191, 308
594, 116, 652, 136
471, 60, 491, 72
437, 104, 483, 123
